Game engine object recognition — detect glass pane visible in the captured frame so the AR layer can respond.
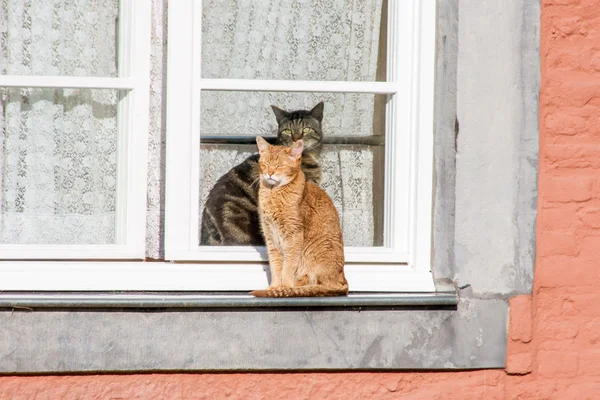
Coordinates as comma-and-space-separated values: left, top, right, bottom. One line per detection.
0, 87, 119, 244
199, 91, 386, 247
201, 0, 388, 82
1, 0, 119, 77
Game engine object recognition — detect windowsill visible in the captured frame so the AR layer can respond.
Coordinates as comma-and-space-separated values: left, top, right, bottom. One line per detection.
0, 286, 457, 310
0, 262, 436, 292
0, 280, 513, 373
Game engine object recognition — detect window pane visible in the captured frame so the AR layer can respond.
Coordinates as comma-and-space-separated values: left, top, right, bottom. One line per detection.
199, 91, 386, 247
201, 0, 387, 82
1, 0, 119, 77
0, 87, 119, 244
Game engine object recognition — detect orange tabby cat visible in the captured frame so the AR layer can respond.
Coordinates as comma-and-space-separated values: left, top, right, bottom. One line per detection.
251, 136, 349, 297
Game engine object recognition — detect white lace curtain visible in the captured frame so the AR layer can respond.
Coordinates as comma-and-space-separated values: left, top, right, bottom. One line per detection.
0, 0, 119, 244
198, 0, 382, 247
1, 0, 382, 253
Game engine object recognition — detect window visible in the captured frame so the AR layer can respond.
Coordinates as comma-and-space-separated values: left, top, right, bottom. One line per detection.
0, 0, 151, 288
0, 0, 150, 260
0, 0, 542, 374
164, 0, 436, 292
0, 0, 436, 292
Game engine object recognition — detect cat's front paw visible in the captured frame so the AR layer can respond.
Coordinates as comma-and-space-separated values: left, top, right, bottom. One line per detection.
267, 284, 282, 290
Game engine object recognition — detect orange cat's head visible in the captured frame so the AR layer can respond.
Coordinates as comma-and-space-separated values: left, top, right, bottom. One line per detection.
256, 136, 303, 189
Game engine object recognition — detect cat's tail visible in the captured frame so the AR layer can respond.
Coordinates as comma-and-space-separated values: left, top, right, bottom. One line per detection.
250, 284, 348, 298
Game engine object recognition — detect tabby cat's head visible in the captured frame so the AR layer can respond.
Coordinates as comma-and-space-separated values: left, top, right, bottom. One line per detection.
271, 101, 324, 154
256, 136, 303, 189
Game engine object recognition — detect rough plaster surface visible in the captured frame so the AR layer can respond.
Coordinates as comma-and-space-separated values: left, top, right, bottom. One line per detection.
0, 0, 539, 372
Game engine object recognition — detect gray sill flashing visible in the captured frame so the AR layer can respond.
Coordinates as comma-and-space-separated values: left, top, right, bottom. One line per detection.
0, 279, 458, 310
0, 290, 458, 310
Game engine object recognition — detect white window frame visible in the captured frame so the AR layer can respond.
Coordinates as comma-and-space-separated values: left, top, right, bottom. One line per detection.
0, 0, 436, 293
0, 0, 151, 260
164, 0, 437, 292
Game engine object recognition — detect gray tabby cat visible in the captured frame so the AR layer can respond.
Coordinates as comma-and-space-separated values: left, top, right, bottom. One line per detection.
200, 101, 324, 246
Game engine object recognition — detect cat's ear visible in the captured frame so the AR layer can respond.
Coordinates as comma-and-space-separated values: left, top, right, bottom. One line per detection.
256, 136, 270, 155
271, 105, 290, 125
289, 140, 304, 160
309, 101, 324, 122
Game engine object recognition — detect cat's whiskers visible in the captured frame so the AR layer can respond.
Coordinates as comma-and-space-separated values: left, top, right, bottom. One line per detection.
250, 176, 261, 189
302, 141, 321, 154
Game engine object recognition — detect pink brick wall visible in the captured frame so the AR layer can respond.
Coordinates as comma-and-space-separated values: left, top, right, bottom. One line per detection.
1, 0, 599, 398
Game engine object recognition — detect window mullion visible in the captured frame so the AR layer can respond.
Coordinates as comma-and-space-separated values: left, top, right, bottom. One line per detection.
119, 0, 152, 256
0, 75, 134, 89
200, 79, 398, 94
165, 0, 196, 259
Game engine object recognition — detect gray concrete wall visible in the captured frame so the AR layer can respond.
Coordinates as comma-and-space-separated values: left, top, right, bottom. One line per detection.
0, 300, 506, 372
452, 0, 539, 296
432, 0, 460, 281
0, 0, 539, 372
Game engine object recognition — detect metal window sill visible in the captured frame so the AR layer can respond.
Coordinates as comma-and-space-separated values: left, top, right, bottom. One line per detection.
0, 290, 458, 310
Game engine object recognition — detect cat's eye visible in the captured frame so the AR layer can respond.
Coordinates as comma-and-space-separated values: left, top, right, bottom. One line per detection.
282, 129, 292, 135
302, 127, 311, 134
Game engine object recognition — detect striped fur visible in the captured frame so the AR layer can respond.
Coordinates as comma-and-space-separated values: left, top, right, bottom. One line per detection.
200, 102, 325, 246
250, 285, 348, 297
251, 138, 348, 298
